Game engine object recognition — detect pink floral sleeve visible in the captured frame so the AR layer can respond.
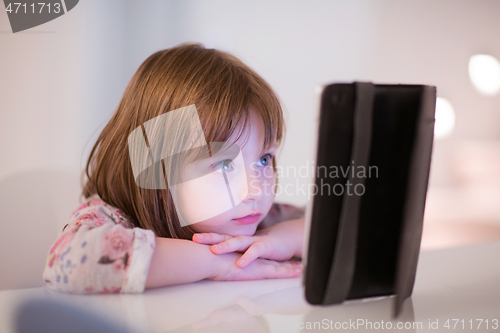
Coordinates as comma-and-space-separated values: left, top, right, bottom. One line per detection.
43, 195, 155, 294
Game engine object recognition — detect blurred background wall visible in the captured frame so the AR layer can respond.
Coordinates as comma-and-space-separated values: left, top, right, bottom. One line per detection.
1, 0, 500, 289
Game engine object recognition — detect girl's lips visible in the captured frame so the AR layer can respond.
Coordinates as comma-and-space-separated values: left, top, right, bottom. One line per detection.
233, 213, 262, 225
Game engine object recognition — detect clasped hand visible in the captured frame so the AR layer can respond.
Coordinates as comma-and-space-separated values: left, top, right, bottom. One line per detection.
192, 219, 304, 268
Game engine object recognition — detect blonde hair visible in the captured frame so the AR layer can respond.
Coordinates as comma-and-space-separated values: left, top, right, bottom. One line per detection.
83, 43, 285, 239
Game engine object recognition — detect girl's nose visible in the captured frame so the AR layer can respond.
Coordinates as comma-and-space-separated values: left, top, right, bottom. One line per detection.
240, 170, 264, 202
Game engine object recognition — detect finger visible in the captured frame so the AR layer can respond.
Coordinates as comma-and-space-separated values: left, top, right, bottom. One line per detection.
211, 236, 255, 255
235, 260, 303, 281
192, 233, 233, 245
271, 260, 303, 270
260, 261, 303, 279
237, 242, 267, 268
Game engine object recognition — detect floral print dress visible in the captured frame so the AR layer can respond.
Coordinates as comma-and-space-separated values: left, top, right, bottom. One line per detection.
43, 195, 155, 294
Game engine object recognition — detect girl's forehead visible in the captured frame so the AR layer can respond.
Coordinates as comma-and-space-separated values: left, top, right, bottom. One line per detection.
229, 113, 275, 153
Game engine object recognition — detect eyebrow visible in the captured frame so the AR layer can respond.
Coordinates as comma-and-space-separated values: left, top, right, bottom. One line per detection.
209, 150, 235, 162
205, 143, 240, 164
260, 144, 277, 156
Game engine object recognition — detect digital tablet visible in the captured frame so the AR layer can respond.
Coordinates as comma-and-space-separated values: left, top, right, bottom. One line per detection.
302, 82, 436, 316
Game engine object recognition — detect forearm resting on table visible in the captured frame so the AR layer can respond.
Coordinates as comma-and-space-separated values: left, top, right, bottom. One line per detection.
145, 237, 216, 289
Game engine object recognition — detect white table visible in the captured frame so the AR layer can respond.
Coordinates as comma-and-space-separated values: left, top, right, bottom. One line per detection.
1, 241, 499, 333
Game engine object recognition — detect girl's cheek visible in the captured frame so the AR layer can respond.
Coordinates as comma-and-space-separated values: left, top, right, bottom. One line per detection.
264, 166, 276, 184
263, 168, 276, 198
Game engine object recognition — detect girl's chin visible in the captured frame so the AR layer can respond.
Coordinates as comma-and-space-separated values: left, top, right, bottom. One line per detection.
227, 224, 259, 237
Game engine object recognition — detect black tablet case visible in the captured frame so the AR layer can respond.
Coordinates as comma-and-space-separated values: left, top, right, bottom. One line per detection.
303, 82, 436, 316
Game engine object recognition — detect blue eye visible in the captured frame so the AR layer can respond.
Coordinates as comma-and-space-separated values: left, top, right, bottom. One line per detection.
213, 159, 234, 173
257, 154, 273, 167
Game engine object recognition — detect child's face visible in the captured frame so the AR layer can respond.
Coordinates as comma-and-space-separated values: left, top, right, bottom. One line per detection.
181, 111, 277, 237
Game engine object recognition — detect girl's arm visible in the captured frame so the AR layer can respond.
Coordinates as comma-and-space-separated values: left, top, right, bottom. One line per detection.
44, 196, 302, 294
145, 236, 303, 289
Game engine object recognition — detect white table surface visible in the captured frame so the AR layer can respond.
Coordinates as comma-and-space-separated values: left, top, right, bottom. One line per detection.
1, 241, 499, 333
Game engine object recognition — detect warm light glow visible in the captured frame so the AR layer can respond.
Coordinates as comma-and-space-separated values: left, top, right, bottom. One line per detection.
468, 54, 500, 95
434, 97, 456, 139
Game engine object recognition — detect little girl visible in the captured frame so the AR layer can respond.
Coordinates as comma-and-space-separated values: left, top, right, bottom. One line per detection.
43, 43, 306, 294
